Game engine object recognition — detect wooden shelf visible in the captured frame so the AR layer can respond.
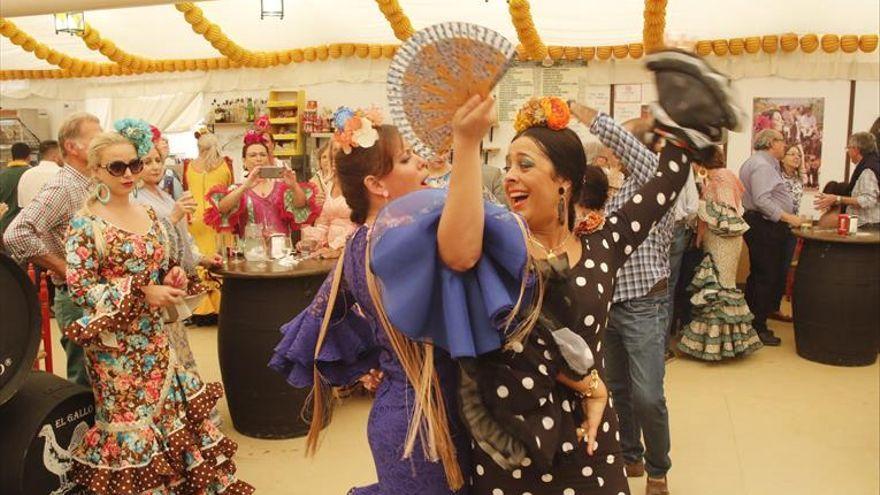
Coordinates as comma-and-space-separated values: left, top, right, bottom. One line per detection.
211, 122, 251, 126
268, 101, 299, 108
307, 132, 334, 139
269, 118, 298, 125
273, 134, 298, 141
274, 149, 301, 157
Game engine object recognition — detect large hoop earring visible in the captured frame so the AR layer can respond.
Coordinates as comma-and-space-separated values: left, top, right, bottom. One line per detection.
94, 182, 111, 204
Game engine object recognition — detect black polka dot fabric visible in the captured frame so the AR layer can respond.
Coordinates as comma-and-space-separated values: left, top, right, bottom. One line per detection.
470, 145, 691, 495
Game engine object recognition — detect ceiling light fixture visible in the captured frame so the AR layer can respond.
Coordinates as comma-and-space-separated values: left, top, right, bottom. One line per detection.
261, 0, 284, 19
53, 12, 85, 36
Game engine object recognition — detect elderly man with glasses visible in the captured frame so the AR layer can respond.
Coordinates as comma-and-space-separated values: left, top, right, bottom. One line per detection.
739, 129, 803, 346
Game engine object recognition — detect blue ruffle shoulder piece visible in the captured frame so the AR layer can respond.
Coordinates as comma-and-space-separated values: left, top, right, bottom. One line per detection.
269, 266, 380, 388
369, 188, 528, 358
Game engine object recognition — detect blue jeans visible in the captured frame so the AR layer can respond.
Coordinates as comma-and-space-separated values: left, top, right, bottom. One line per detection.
605, 292, 672, 478
666, 223, 693, 344
53, 288, 89, 387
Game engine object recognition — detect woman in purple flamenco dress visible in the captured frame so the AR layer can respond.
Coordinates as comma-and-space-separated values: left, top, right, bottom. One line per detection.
269, 101, 520, 494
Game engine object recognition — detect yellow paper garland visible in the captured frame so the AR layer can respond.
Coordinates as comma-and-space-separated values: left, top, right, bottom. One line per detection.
374, 0, 415, 41
509, 0, 548, 61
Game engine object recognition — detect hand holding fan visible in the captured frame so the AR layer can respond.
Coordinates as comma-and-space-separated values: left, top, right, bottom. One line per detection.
387, 22, 516, 160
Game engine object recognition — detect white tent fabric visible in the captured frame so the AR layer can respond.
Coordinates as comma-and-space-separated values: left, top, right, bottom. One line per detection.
1, 0, 878, 70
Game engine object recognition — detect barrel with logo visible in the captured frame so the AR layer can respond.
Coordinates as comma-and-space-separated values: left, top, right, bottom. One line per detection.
0, 371, 96, 495
0, 253, 41, 407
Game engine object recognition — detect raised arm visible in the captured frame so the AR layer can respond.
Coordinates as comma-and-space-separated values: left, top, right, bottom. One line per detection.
569, 102, 659, 213
605, 143, 690, 264
437, 95, 496, 272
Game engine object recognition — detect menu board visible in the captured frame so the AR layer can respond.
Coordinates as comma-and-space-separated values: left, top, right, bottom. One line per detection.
539, 67, 581, 101
496, 67, 539, 122
497, 65, 602, 122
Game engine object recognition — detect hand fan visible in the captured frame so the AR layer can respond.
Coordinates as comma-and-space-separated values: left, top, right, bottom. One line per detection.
387, 22, 516, 160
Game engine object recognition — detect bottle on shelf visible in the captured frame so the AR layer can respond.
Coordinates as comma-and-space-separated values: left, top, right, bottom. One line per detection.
247, 97, 255, 122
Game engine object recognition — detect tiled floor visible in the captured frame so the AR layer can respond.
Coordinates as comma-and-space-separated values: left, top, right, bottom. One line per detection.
50, 316, 879, 495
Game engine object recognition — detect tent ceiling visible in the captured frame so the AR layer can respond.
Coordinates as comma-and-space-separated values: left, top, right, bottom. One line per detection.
2, 0, 878, 71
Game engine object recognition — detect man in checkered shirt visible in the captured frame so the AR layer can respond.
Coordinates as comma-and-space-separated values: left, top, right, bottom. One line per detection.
3, 113, 102, 386
583, 108, 674, 489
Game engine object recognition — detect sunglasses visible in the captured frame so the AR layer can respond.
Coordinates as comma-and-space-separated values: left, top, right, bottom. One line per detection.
100, 158, 144, 177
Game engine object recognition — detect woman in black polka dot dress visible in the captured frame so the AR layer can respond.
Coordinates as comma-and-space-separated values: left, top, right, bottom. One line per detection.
452, 51, 744, 495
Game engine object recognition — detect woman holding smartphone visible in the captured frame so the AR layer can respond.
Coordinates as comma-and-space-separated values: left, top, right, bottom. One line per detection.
204, 132, 320, 237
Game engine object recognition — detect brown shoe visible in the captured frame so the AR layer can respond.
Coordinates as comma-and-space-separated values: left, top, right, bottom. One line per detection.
646, 476, 670, 495
768, 311, 793, 322
624, 459, 645, 477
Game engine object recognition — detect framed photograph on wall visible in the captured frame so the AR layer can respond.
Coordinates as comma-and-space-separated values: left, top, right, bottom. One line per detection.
753, 97, 825, 190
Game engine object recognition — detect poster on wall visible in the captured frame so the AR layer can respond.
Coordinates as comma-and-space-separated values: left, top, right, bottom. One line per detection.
753, 97, 825, 190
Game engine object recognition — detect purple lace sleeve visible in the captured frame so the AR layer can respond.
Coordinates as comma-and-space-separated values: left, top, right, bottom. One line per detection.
269, 266, 380, 388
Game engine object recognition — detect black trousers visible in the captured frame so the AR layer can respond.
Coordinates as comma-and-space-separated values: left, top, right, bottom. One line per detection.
743, 211, 792, 332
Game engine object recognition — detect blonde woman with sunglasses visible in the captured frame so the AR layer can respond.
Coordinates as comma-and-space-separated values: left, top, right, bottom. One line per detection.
61, 121, 252, 495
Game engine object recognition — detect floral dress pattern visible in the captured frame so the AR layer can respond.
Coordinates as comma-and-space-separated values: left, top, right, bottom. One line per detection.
64, 207, 253, 495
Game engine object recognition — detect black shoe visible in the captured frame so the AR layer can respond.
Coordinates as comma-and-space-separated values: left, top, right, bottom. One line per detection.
646, 49, 745, 153
757, 331, 781, 346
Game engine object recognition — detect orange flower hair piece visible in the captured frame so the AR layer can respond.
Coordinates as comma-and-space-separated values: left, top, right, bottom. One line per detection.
514, 96, 571, 133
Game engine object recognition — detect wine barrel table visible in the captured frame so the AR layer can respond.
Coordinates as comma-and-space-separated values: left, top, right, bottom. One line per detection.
792, 227, 880, 366
0, 253, 41, 407
214, 258, 336, 438
0, 371, 95, 495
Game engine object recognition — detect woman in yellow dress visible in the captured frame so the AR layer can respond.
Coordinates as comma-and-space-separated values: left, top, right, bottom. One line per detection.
184, 130, 233, 324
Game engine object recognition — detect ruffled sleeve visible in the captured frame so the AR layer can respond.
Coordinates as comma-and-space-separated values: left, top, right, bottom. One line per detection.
699, 199, 749, 237
63, 215, 154, 346
279, 181, 321, 230
269, 262, 380, 388
369, 188, 529, 358
203, 183, 242, 232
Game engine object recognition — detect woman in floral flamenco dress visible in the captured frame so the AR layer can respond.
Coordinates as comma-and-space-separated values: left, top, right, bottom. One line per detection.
64, 122, 252, 495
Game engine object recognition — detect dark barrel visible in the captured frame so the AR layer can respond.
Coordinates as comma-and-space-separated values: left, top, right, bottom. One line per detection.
0, 253, 41, 407
793, 233, 880, 366
0, 371, 96, 495
217, 259, 334, 438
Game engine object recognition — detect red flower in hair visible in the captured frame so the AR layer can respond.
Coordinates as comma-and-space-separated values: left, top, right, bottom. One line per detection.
244, 130, 266, 147
254, 114, 270, 132
150, 125, 162, 143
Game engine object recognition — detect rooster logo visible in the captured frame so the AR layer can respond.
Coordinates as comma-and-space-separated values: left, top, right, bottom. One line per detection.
37, 422, 89, 495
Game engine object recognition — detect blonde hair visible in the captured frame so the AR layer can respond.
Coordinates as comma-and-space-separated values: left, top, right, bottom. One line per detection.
85, 132, 134, 174
79, 131, 139, 255
58, 112, 100, 157
195, 133, 223, 171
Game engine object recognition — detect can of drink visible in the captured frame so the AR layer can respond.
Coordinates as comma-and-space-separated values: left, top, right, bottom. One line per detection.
848, 214, 859, 234
837, 214, 850, 235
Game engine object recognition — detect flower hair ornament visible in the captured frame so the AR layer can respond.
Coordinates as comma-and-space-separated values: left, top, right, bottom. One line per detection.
149, 125, 162, 144
514, 96, 571, 133
332, 106, 383, 154
254, 114, 271, 133
244, 130, 268, 147
574, 209, 607, 236
114, 118, 154, 157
